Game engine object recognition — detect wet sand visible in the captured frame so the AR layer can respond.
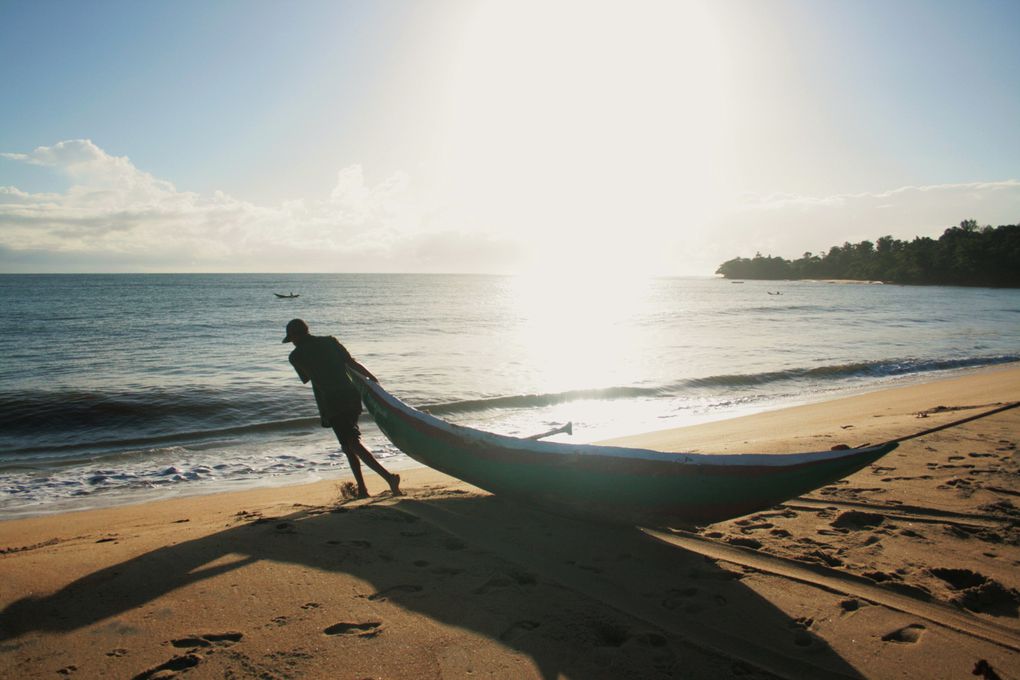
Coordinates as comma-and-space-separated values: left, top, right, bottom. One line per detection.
2, 367, 1019, 679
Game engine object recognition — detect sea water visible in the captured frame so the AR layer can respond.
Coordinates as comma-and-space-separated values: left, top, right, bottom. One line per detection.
1, 273, 1018, 517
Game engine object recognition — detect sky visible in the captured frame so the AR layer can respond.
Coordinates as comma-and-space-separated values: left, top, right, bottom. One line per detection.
1, 0, 1018, 275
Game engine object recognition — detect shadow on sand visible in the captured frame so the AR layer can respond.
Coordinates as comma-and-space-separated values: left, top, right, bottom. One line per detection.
1, 491, 863, 678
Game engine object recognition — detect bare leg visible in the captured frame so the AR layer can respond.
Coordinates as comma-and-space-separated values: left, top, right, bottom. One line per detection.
341, 436, 402, 496
335, 431, 369, 498
342, 449, 369, 498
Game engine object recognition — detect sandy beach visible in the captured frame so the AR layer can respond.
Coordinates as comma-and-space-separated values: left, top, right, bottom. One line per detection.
2, 367, 1019, 679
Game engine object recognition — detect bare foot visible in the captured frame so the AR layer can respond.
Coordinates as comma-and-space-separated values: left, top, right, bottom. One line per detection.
389, 473, 403, 497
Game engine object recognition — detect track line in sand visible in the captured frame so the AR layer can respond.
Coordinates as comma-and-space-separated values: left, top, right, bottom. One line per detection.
644, 528, 1020, 653
782, 498, 1011, 530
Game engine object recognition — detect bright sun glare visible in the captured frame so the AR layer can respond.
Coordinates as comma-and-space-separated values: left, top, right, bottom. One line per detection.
439, 0, 730, 276
507, 272, 655, 392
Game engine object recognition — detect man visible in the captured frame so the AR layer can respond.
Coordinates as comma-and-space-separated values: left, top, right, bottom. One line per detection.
283, 318, 401, 498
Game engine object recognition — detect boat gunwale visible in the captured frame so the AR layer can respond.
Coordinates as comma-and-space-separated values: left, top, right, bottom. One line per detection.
352, 370, 897, 470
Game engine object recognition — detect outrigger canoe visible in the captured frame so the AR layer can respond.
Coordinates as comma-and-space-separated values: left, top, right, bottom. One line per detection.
349, 369, 897, 526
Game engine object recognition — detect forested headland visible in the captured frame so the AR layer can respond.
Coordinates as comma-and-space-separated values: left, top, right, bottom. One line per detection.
715, 220, 1020, 287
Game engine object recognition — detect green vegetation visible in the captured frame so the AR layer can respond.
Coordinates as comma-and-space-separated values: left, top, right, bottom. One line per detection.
716, 221, 1020, 287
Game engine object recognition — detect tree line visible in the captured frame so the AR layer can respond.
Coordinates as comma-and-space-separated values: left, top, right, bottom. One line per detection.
715, 220, 1020, 287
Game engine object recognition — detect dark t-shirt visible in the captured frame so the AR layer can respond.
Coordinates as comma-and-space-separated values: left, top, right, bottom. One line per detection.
289, 335, 362, 426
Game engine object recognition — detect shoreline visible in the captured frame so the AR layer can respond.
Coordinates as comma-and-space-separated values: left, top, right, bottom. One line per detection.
2, 366, 1019, 678
4, 362, 1015, 522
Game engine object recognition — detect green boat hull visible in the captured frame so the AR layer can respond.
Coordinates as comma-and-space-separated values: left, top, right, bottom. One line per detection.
351, 370, 897, 526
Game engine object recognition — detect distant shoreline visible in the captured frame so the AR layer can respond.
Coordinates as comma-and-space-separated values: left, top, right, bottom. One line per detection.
726, 277, 887, 285
716, 222, 1020, 287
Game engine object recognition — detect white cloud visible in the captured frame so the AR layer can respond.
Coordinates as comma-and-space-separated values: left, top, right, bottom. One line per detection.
0, 139, 521, 273
1, 139, 107, 166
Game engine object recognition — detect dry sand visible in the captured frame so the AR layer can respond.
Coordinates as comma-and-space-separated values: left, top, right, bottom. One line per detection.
2, 367, 1019, 679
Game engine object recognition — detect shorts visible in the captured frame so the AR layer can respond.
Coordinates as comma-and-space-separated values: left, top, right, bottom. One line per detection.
328, 407, 362, 440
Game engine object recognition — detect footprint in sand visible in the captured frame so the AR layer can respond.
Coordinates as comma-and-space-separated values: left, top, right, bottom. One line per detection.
132, 653, 201, 680
592, 620, 631, 647
831, 511, 885, 530
792, 631, 814, 647
932, 568, 1020, 615
366, 584, 422, 601
803, 549, 843, 567
661, 587, 699, 611
473, 575, 515, 595
789, 616, 814, 645
342, 539, 372, 548
499, 620, 540, 642
324, 621, 383, 638
931, 567, 987, 589
839, 598, 862, 612
169, 632, 243, 649
939, 478, 976, 494
471, 570, 534, 591
430, 565, 465, 576
881, 623, 925, 643
864, 570, 900, 584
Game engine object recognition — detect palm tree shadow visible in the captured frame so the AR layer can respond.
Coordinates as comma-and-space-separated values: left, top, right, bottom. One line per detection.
1, 491, 862, 678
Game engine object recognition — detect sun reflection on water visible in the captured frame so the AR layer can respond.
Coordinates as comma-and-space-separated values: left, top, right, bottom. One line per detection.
504, 273, 657, 394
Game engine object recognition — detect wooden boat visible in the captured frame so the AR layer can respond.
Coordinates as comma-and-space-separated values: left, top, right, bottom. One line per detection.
274, 292, 300, 299
349, 370, 897, 526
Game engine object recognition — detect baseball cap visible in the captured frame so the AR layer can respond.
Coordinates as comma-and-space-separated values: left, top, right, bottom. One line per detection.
282, 318, 309, 343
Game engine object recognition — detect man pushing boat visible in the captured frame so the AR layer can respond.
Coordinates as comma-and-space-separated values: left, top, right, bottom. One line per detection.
283, 318, 402, 498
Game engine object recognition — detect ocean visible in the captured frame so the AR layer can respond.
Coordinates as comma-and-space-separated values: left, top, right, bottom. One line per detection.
1, 273, 1018, 518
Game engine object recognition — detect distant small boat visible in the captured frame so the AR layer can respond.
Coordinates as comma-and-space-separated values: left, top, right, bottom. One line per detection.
274, 292, 300, 299
730, 280, 744, 284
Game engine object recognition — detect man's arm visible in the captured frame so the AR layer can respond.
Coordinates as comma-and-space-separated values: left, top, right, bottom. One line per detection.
330, 336, 378, 382
289, 355, 311, 384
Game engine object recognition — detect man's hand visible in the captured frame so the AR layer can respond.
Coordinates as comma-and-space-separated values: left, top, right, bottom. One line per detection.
350, 358, 379, 383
